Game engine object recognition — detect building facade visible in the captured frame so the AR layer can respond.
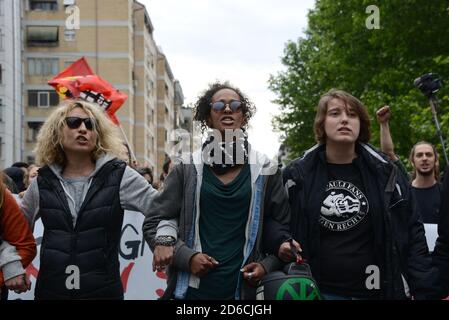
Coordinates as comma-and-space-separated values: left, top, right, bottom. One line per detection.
0, 0, 23, 168
20, 0, 182, 173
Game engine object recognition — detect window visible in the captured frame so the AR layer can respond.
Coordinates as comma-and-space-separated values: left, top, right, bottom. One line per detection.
0, 98, 3, 122
64, 29, 76, 41
146, 78, 153, 97
63, 0, 75, 6
27, 122, 44, 142
29, 0, 58, 11
0, 0, 4, 16
0, 64, 2, 84
28, 90, 59, 107
0, 29, 4, 51
64, 60, 76, 68
28, 58, 59, 76
27, 26, 59, 47
147, 52, 154, 70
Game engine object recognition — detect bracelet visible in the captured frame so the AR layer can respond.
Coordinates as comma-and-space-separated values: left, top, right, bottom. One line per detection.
155, 235, 176, 246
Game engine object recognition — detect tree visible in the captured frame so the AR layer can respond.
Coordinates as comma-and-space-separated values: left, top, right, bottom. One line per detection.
270, 0, 449, 167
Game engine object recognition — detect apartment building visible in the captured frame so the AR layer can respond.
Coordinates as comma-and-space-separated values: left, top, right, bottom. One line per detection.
0, 0, 23, 167
132, 0, 158, 171
156, 48, 174, 176
22, 0, 181, 173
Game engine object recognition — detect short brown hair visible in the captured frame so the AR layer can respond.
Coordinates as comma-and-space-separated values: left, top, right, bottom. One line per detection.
314, 89, 371, 144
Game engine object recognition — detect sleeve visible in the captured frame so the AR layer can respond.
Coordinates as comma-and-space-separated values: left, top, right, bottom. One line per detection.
119, 166, 158, 215
433, 165, 449, 295
396, 175, 444, 299
19, 178, 40, 230
141, 164, 197, 272
0, 241, 25, 282
156, 219, 178, 239
262, 169, 292, 255
394, 158, 410, 181
0, 189, 37, 286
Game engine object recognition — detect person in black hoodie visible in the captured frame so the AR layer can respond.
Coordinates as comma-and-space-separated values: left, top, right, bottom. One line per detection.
279, 89, 442, 300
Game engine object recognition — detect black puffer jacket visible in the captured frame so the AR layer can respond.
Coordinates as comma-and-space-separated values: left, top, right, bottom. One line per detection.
282, 143, 442, 300
35, 159, 126, 299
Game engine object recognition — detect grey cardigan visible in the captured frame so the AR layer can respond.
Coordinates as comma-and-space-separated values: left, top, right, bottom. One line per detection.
143, 150, 291, 299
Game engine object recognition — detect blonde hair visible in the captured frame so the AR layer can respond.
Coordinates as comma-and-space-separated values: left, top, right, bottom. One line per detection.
34, 100, 124, 166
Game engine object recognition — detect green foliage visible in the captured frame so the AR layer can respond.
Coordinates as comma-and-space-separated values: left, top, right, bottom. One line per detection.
269, 0, 449, 166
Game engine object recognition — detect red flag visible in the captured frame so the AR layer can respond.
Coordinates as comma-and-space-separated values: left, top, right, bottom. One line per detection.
52, 57, 93, 78
48, 57, 127, 125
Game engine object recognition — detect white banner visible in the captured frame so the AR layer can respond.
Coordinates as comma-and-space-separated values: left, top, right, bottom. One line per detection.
9, 211, 167, 300
424, 223, 438, 253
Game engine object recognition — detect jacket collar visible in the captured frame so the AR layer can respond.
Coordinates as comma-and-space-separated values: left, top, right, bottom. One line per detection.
191, 147, 276, 184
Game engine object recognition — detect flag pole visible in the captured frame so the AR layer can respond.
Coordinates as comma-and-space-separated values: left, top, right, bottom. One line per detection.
117, 123, 137, 164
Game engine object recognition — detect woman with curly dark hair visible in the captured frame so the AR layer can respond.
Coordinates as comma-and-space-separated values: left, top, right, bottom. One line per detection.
193, 81, 256, 133
143, 81, 293, 300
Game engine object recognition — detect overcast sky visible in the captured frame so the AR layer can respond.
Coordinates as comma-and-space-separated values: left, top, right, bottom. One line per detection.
141, 0, 316, 157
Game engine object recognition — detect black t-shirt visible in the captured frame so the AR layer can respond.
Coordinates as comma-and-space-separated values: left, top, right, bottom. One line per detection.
319, 162, 378, 298
411, 184, 441, 224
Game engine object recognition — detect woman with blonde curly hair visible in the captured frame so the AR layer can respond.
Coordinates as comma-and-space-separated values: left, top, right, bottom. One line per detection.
21, 100, 157, 299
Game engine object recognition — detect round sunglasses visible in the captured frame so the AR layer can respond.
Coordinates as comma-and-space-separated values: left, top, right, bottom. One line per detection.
65, 117, 95, 131
210, 100, 242, 112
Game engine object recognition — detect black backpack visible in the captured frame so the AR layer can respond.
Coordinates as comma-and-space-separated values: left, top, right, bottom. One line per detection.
256, 262, 322, 300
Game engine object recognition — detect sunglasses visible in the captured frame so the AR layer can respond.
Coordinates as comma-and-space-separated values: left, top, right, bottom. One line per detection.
65, 117, 95, 130
210, 100, 242, 112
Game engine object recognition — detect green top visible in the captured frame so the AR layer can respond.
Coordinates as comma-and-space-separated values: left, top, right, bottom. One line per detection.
186, 164, 251, 300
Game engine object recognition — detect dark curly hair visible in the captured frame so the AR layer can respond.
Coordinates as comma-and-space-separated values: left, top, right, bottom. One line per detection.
193, 81, 256, 132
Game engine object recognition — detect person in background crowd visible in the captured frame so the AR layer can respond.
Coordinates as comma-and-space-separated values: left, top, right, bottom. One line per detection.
2, 172, 18, 195
281, 89, 442, 299
20, 100, 157, 299
27, 164, 40, 187
12, 162, 30, 190
408, 142, 442, 224
18, 164, 41, 199
377, 105, 441, 224
155, 158, 173, 190
136, 167, 154, 186
3, 167, 26, 193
